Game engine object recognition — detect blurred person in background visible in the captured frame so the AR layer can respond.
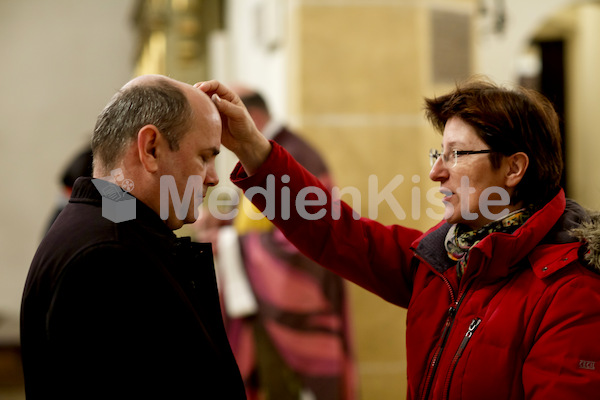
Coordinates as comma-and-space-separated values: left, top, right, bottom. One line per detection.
195, 88, 356, 400
45, 146, 93, 233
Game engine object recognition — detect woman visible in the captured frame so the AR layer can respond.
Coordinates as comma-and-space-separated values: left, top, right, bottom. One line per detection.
198, 78, 600, 399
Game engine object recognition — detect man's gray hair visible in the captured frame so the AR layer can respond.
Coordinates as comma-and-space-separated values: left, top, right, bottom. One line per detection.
91, 78, 192, 172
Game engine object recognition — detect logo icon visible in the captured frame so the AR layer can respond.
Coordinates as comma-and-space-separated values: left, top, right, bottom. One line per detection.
91, 169, 136, 223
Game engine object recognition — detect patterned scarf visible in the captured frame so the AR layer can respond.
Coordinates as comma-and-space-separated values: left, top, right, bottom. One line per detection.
444, 206, 536, 280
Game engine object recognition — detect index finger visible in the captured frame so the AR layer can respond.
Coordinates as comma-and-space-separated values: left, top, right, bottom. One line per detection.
195, 80, 240, 104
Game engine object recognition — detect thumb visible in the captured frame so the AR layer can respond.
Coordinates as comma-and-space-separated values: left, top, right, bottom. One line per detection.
211, 93, 224, 108
211, 93, 241, 118
211, 94, 253, 132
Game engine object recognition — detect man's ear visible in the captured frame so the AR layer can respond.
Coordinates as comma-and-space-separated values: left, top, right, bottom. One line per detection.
137, 125, 162, 173
505, 152, 529, 188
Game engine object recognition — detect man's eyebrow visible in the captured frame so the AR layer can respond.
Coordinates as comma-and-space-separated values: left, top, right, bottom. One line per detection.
200, 147, 220, 157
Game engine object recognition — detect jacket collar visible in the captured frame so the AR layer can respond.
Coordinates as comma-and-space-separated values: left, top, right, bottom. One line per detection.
559, 204, 600, 273
70, 177, 177, 245
412, 190, 589, 283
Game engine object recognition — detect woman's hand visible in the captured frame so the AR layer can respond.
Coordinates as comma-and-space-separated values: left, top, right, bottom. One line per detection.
195, 80, 271, 175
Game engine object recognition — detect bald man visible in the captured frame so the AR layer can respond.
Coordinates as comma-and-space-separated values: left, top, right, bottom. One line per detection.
21, 75, 246, 399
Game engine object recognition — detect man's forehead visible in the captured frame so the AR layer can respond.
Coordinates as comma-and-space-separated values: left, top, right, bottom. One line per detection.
184, 81, 214, 106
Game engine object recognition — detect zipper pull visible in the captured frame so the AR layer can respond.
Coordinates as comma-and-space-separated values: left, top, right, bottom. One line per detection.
448, 305, 456, 317
465, 318, 481, 338
456, 318, 482, 357
442, 318, 483, 399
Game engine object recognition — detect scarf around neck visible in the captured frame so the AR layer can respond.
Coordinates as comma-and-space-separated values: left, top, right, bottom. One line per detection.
444, 206, 536, 280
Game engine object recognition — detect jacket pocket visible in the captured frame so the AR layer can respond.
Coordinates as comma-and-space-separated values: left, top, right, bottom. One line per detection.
443, 317, 482, 400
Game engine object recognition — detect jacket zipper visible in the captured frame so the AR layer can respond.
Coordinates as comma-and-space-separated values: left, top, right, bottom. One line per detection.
419, 271, 474, 400
420, 305, 456, 400
442, 318, 482, 400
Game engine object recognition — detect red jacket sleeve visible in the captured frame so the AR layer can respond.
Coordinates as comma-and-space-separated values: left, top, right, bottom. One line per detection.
231, 141, 423, 307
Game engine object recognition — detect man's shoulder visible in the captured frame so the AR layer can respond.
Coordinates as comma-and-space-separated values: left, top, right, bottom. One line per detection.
32, 201, 159, 277
44, 201, 119, 249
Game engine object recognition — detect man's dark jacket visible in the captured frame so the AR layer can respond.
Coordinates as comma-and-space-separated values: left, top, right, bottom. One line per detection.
21, 177, 246, 399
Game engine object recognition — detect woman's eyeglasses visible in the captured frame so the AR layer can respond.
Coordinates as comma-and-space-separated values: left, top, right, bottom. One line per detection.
429, 149, 494, 168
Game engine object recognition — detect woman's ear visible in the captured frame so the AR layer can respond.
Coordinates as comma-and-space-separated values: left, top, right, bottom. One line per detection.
505, 152, 529, 189
137, 125, 162, 173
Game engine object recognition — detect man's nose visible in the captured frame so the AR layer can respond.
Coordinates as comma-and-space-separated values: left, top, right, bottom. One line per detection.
206, 163, 219, 187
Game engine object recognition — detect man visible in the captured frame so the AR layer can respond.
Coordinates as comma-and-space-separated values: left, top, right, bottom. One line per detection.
196, 79, 600, 399
195, 89, 355, 400
21, 75, 246, 399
